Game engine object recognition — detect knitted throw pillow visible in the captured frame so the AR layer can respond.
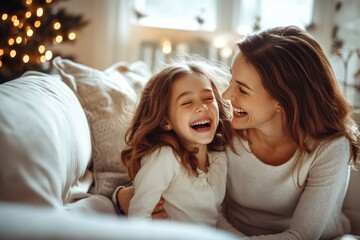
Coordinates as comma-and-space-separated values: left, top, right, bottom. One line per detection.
53, 57, 150, 198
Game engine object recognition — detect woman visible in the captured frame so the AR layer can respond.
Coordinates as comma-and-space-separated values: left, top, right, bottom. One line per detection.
115, 26, 360, 239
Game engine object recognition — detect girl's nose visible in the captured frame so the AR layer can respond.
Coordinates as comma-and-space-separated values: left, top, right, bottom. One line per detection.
196, 104, 208, 113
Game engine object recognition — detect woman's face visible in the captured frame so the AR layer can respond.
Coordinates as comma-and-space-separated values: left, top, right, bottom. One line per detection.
222, 52, 280, 130
166, 73, 219, 149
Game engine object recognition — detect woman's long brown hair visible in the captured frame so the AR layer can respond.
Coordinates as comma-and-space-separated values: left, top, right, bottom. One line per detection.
236, 25, 359, 171
122, 55, 234, 180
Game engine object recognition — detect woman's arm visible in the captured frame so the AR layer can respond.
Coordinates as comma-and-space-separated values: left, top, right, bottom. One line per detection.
114, 186, 168, 218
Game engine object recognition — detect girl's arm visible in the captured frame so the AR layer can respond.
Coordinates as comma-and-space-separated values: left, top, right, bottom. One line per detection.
128, 147, 178, 218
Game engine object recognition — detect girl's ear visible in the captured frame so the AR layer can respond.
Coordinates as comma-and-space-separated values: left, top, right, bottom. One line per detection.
160, 120, 172, 131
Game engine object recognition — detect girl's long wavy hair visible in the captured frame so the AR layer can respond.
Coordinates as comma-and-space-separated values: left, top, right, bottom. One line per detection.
236, 25, 360, 172
122, 55, 235, 180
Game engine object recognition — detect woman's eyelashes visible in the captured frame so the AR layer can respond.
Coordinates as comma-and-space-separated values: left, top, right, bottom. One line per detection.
239, 87, 248, 94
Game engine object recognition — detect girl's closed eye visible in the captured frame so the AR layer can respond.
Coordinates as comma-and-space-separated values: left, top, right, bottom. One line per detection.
181, 100, 193, 106
204, 96, 215, 103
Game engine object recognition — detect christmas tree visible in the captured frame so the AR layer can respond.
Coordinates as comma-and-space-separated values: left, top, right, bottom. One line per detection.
0, 0, 87, 83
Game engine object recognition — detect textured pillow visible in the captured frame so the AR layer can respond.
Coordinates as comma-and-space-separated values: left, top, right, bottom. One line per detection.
0, 71, 92, 206
52, 57, 151, 198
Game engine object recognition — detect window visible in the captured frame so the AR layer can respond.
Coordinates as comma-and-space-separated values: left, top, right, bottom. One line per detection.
132, 0, 217, 31
236, 0, 314, 35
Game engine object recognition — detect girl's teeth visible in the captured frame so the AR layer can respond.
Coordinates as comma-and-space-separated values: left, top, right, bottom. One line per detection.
191, 120, 210, 126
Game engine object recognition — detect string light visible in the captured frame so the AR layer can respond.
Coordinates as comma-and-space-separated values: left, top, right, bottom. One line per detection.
0, 60, 2, 68
2, 14, 8, 21
0, 49, 4, 56
25, 11, 31, 18
16, 36, 22, 44
45, 50, 52, 60
26, 29, 33, 37
68, 32, 76, 40
10, 50, 16, 58
55, 35, 63, 43
13, 19, 19, 27
11, 15, 18, 22
46, 0, 52, 3
40, 55, 46, 63
53, 22, 61, 30
23, 54, 30, 63
38, 45, 45, 54
8, 38, 15, 46
34, 20, 41, 28
36, 8, 43, 17
26, 0, 33, 5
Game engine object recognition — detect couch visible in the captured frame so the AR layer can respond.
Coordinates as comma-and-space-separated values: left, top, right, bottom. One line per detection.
0, 57, 359, 239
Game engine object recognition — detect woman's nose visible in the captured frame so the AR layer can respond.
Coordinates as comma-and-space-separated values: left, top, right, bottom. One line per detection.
222, 86, 233, 100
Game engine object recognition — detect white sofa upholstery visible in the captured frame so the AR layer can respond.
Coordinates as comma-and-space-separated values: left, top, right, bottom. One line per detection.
0, 58, 359, 239
0, 68, 239, 240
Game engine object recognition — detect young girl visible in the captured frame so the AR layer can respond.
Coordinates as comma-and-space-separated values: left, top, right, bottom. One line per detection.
120, 55, 236, 227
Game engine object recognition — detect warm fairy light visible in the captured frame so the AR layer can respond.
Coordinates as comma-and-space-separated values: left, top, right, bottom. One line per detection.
68, 32, 76, 40
0, 60, 2, 68
13, 19, 20, 27
27, 29, 33, 37
16, 36, 22, 44
36, 8, 43, 17
38, 45, 45, 54
53, 22, 61, 30
2, 14, 8, 21
55, 35, 63, 43
23, 54, 30, 63
45, 50, 52, 60
18, 22, 24, 28
10, 50, 16, 58
8, 38, 15, 45
11, 15, 18, 22
0, 49, 3, 55
26, 0, 33, 5
40, 55, 46, 62
25, 11, 31, 18
46, 0, 52, 3
161, 40, 172, 54
34, 20, 41, 28
220, 47, 233, 59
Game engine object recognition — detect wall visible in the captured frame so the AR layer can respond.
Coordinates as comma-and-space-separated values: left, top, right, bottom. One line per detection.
53, 0, 359, 75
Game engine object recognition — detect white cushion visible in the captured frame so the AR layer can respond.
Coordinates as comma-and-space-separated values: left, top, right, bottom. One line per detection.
52, 57, 151, 198
0, 202, 239, 240
343, 168, 360, 235
0, 71, 92, 207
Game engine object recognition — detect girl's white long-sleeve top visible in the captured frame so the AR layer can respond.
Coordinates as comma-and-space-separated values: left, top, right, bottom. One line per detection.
220, 136, 351, 240
128, 146, 228, 227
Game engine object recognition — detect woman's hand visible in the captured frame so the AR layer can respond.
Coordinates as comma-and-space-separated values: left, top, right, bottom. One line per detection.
151, 197, 167, 219
116, 186, 167, 219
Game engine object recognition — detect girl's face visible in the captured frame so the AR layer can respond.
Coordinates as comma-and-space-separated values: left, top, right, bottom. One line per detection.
222, 53, 280, 130
167, 73, 219, 149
